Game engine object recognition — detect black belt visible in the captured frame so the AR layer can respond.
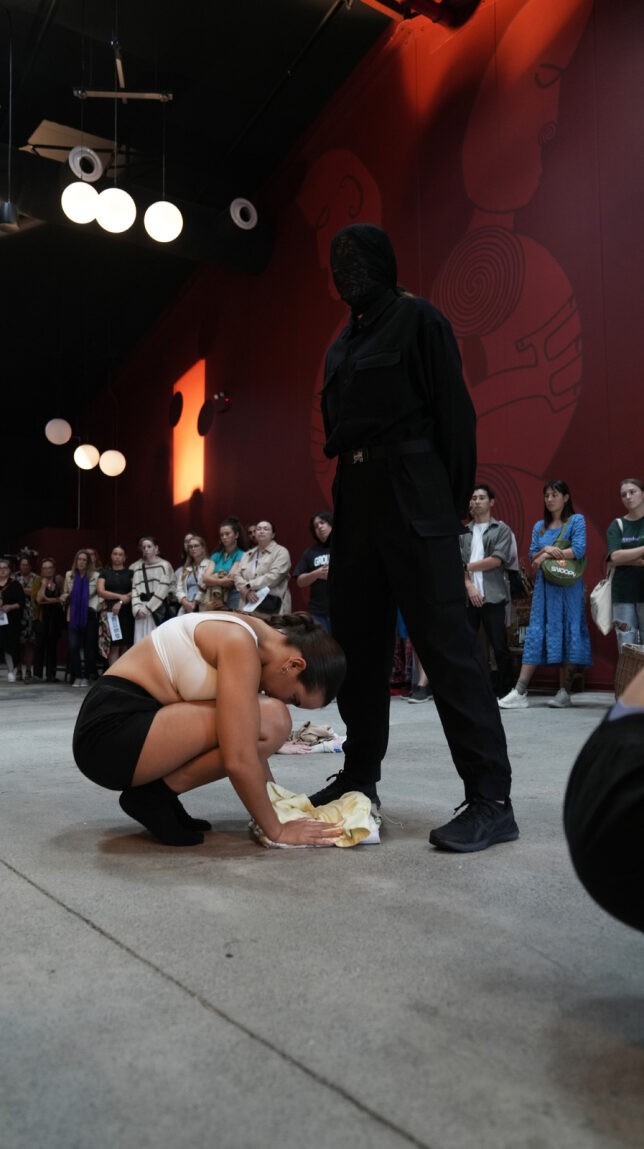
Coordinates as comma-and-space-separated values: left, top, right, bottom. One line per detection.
339, 439, 433, 465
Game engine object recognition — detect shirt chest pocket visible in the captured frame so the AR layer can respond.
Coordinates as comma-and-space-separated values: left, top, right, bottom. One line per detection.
348, 349, 402, 411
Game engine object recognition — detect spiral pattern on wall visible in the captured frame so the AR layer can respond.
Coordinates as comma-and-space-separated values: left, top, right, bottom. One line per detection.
433, 227, 525, 338
475, 465, 526, 548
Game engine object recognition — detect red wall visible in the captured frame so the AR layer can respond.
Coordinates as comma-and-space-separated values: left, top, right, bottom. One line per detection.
82, 0, 643, 686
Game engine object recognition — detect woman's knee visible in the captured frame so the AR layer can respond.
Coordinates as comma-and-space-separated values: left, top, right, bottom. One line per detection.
259, 697, 291, 749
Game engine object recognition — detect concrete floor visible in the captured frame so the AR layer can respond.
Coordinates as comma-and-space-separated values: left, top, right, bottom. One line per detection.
1, 675, 642, 1149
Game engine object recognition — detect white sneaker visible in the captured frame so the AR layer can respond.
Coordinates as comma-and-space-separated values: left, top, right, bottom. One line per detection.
72, 680, 81, 688
7, 671, 16, 683
548, 688, 571, 708
498, 687, 528, 709
79, 678, 89, 688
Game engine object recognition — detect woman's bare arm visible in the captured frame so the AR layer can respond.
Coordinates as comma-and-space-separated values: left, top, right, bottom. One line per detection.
196, 626, 341, 845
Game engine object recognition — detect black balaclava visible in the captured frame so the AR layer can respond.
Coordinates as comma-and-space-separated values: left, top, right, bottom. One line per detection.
330, 224, 397, 314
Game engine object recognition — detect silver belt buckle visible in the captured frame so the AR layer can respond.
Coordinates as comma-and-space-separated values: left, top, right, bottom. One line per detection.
352, 448, 365, 464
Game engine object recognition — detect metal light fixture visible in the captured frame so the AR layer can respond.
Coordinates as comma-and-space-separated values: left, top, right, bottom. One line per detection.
60, 146, 103, 224
68, 38, 181, 240
1, 11, 19, 232
143, 104, 183, 243
95, 43, 136, 235
45, 421, 125, 473
44, 421, 126, 531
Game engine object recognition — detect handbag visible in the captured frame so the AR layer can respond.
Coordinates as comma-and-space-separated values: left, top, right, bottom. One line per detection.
590, 566, 615, 635
589, 519, 623, 635
541, 524, 588, 587
614, 643, 644, 697
260, 593, 282, 614
151, 600, 172, 626
141, 565, 174, 627
200, 583, 228, 611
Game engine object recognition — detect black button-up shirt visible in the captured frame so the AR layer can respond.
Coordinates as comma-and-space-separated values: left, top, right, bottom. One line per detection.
321, 289, 476, 517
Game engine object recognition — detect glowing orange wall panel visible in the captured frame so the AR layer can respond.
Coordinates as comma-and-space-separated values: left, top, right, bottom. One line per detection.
172, 360, 205, 505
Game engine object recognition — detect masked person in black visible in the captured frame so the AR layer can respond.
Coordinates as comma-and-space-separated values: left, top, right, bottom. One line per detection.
308, 223, 518, 852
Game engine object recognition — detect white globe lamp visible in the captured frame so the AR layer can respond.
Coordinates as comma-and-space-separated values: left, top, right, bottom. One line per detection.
61, 181, 99, 225
95, 187, 137, 234
45, 418, 73, 445
99, 450, 127, 477
73, 443, 100, 470
144, 200, 183, 243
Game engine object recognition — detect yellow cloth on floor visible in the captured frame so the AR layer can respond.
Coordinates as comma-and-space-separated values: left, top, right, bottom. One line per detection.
265, 781, 373, 848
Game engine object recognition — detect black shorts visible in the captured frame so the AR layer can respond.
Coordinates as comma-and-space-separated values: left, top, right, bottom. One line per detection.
73, 675, 162, 791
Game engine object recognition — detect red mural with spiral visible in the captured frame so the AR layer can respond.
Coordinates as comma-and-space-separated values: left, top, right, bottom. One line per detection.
95, 0, 641, 687
432, 0, 593, 561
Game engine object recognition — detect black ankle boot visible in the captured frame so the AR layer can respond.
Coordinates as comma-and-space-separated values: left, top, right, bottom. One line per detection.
164, 784, 212, 831
119, 779, 204, 846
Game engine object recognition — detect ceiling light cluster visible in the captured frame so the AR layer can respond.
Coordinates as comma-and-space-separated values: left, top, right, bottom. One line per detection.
61, 180, 183, 241
61, 168, 182, 241
60, 67, 183, 242
45, 419, 126, 476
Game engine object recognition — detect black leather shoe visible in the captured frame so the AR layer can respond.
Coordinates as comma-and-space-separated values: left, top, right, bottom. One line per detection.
429, 797, 519, 853
308, 770, 381, 810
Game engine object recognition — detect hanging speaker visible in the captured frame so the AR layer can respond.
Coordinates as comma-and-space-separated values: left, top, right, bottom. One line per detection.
229, 198, 258, 231
197, 399, 214, 437
197, 392, 231, 435
169, 391, 184, 427
68, 146, 104, 183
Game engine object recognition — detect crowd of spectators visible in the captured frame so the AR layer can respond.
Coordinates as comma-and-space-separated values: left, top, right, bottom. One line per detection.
0, 514, 331, 686
2, 476, 641, 693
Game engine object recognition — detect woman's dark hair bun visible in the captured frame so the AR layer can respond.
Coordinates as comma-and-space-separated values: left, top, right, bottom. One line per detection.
260, 611, 346, 704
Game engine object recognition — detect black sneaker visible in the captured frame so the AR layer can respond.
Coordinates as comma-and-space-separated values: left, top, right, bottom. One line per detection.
308, 770, 381, 811
429, 797, 519, 853
406, 686, 432, 703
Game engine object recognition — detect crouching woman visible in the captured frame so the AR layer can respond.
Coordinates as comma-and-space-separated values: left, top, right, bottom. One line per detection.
73, 611, 346, 847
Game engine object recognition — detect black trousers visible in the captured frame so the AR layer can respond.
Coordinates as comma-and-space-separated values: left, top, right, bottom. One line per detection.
466, 601, 514, 697
34, 608, 64, 679
329, 460, 512, 801
67, 610, 98, 680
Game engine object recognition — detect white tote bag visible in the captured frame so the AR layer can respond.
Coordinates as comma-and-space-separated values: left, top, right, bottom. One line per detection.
590, 566, 615, 635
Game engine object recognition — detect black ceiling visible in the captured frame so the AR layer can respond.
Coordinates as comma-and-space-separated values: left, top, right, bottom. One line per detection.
2, 0, 391, 214
0, 0, 393, 543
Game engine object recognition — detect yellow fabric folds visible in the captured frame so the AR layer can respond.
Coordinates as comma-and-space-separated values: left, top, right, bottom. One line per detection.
265, 781, 374, 848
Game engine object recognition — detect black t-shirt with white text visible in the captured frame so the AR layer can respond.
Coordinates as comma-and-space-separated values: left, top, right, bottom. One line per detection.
294, 544, 331, 615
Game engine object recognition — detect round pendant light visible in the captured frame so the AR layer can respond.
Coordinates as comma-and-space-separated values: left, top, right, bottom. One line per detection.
144, 199, 183, 243
61, 181, 99, 225
98, 449, 127, 476
44, 418, 73, 445
95, 187, 137, 234
73, 443, 100, 470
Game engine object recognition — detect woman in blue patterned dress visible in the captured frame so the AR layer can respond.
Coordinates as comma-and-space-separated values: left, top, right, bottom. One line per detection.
499, 480, 592, 709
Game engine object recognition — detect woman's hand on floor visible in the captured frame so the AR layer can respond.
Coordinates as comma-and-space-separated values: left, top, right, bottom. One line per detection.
273, 818, 344, 847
